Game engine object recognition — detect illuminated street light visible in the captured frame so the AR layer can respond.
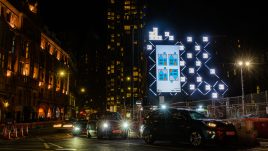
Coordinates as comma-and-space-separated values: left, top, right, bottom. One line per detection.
81, 88, 85, 93
126, 76, 131, 81
59, 70, 65, 77
237, 60, 251, 116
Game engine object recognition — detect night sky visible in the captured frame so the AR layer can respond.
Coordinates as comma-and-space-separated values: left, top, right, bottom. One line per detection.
39, 0, 268, 43
38, 0, 268, 96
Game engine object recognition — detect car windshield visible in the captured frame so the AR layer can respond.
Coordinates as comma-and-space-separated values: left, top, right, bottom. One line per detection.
189, 111, 207, 120
100, 112, 122, 120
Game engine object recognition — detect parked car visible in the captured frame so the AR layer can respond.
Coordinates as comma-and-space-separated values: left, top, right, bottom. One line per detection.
72, 119, 88, 136
141, 107, 237, 146
93, 111, 129, 139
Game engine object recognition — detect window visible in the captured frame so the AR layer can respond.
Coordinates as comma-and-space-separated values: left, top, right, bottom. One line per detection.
124, 25, 131, 30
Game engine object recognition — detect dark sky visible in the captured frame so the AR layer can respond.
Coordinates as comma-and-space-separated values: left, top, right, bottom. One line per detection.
39, 0, 268, 48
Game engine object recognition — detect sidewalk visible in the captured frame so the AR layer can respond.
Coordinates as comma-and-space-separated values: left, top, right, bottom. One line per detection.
257, 138, 268, 147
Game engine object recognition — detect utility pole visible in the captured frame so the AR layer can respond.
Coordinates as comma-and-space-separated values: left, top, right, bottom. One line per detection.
132, 26, 135, 120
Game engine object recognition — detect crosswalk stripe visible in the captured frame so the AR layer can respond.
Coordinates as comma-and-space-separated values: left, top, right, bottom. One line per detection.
43, 143, 49, 149
48, 143, 63, 148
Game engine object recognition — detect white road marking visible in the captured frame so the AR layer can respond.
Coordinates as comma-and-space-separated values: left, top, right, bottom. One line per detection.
43, 143, 50, 149
48, 143, 63, 148
38, 138, 45, 142
56, 149, 76, 151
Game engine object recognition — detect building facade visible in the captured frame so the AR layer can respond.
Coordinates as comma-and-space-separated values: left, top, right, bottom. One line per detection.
0, 0, 76, 123
106, 0, 146, 114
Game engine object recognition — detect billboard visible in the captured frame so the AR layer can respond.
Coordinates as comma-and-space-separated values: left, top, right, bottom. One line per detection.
156, 45, 181, 93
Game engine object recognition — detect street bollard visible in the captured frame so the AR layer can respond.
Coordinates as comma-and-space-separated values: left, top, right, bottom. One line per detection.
14, 128, 18, 138
8, 130, 11, 139
20, 126, 24, 137
25, 125, 28, 135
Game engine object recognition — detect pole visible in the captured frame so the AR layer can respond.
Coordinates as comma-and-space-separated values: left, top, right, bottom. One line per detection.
241, 67, 245, 116
132, 26, 134, 120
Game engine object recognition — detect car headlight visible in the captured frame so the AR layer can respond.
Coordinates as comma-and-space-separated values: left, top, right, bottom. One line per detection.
207, 122, 217, 128
122, 122, 129, 129
102, 122, 109, 129
74, 126, 80, 131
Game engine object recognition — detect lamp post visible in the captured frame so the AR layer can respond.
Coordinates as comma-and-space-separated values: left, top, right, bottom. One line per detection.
237, 60, 250, 116
58, 69, 70, 119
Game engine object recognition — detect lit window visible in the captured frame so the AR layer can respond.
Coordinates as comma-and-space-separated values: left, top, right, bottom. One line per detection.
189, 84, 195, 90
205, 85, 211, 91
189, 68, 194, 74
147, 45, 152, 50
212, 93, 218, 99
179, 45, 184, 50
203, 53, 208, 59
210, 69, 215, 74
169, 36, 174, 40
181, 77, 186, 82
195, 45, 200, 51
187, 37, 192, 42
197, 77, 202, 82
124, 25, 131, 30
180, 61, 185, 66
187, 53, 192, 59
196, 61, 201, 66
165, 32, 169, 37
203, 36, 208, 42
219, 84, 225, 90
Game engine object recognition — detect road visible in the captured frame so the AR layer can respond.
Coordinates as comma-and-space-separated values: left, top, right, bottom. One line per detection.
0, 132, 267, 151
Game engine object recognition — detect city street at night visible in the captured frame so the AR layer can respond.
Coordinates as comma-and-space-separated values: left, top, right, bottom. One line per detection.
0, 131, 267, 151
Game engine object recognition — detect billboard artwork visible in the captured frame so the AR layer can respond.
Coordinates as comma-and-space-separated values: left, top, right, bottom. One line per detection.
156, 45, 181, 92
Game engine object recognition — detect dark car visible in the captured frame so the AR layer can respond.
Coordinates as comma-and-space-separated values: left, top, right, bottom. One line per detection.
94, 112, 129, 139
141, 108, 237, 146
72, 119, 88, 136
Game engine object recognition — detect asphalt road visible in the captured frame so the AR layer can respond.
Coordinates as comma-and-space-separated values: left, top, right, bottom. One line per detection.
0, 132, 267, 151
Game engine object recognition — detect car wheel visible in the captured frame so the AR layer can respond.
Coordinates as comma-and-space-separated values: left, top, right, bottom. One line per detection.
189, 131, 203, 147
143, 129, 154, 144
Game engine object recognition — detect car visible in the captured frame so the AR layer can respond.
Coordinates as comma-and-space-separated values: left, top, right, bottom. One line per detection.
53, 120, 74, 131
72, 119, 88, 136
141, 107, 237, 146
94, 112, 129, 139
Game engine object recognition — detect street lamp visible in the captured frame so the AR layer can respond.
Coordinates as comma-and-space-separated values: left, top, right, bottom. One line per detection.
237, 60, 251, 116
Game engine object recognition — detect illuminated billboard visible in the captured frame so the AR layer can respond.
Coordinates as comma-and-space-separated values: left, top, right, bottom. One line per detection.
156, 45, 181, 92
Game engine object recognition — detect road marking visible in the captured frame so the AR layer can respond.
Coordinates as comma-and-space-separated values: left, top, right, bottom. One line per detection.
43, 143, 50, 149
38, 138, 45, 142
48, 143, 63, 148
55, 149, 76, 151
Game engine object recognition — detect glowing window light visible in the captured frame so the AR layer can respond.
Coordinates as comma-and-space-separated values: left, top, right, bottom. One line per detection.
181, 77, 186, 82
210, 69, 215, 74
187, 53, 193, 59
189, 68, 194, 74
203, 53, 208, 59
196, 61, 201, 66
219, 84, 225, 90
212, 93, 218, 99
187, 37, 192, 42
180, 61, 185, 66
169, 36, 174, 40
203, 36, 208, 42
189, 84, 195, 90
153, 27, 158, 32
197, 77, 202, 82
147, 45, 152, 50
165, 32, 169, 37
179, 45, 184, 50
205, 84, 211, 91
195, 45, 201, 51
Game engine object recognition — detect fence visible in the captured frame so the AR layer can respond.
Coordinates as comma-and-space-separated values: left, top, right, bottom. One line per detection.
170, 91, 268, 119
